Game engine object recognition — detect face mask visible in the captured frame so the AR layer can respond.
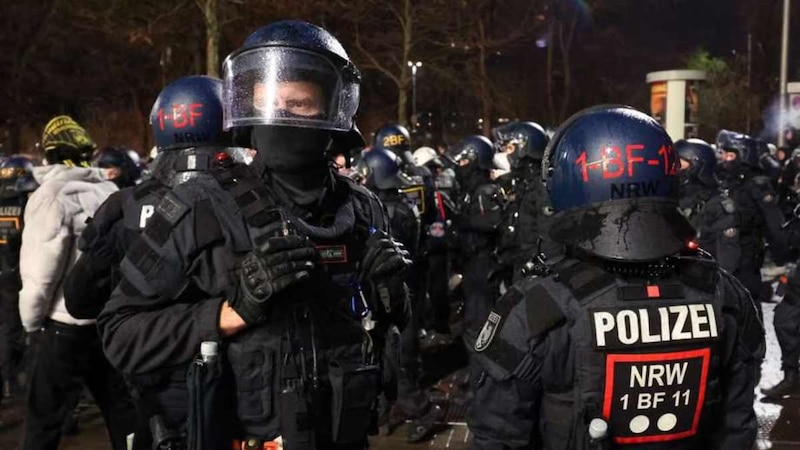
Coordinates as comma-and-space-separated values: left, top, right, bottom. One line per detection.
251, 126, 332, 173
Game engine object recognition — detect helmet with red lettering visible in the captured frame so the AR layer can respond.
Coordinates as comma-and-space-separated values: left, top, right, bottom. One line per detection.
150, 76, 231, 151
542, 105, 694, 261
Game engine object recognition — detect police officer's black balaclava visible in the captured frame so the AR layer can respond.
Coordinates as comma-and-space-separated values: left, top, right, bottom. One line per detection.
456, 162, 490, 195
251, 125, 333, 206
716, 156, 747, 185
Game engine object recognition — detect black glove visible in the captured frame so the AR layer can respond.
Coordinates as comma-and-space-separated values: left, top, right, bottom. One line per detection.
229, 235, 318, 325
358, 231, 412, 322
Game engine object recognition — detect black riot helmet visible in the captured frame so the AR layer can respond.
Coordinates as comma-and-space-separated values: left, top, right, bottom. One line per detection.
716, 129, 759, 167
92, 147, 142, 188
492, 121, 549, 168
756, 139, 782, 179
542, 105, 694, 262
150, 76, 231, 151
149, 76, 235, 186
41, 116, 96, 167
222, 20, 359, 133
675, 138, 717, 187
452, 135, 498, 170
373, 123, 414, 166
222, 21, 361, 172
0, 156, 36, 198
364, 147, 413, 189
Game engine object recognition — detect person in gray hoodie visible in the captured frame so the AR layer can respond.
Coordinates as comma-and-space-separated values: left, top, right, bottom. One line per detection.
18, 116, 136, 450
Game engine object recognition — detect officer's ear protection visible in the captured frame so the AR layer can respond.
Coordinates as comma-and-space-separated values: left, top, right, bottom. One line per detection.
540, 104, 635, 185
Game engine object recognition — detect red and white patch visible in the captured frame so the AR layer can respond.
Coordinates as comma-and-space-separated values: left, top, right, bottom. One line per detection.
602, 348, 710, 444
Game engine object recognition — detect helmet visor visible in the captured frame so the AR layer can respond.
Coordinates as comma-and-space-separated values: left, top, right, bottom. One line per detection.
223, 47, 358, 131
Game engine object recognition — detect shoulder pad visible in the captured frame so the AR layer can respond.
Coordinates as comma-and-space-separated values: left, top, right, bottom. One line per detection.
338, 174, 389, 231
474, 277, 564, 378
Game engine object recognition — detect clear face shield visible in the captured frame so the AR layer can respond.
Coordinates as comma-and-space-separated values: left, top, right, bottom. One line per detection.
223, 47, 359, 132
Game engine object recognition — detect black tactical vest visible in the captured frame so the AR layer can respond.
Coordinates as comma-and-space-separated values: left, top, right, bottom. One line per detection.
475, 256, 742, 449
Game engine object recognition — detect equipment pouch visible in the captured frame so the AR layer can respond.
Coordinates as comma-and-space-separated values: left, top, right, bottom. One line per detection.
227, 340, 277, 438
278, 381, 314, 450
328, 361, 379, 444
186, 350, 232, 450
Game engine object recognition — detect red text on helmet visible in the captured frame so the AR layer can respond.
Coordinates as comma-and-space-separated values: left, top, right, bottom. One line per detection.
574, 144, 677, 183
157, 103, 204, 130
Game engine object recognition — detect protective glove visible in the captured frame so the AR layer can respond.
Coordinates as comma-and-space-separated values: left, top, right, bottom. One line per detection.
358, 231, 412, 324
229, 235, 318, 325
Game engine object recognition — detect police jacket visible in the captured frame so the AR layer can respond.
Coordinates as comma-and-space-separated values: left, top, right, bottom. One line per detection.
457, 181, 506, 256
468, 251, 761, 450
678, 183, 741, 274
498, 163, 560, 273
98, 159, 408, 443
63, 178, 171, 320
724, 174, 789, 265
19, 165, 117, 332
376, 189, 420, 261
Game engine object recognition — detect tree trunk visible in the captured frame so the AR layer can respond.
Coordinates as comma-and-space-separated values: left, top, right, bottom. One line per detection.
201, 0, 219, 77
545, 15, 556, 124
478, 18, 491, 136
558, 13, 578, 122
397, 0, 412, 126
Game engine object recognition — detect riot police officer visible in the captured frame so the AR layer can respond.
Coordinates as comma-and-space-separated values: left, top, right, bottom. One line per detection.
99, 21, 410, 450
64, 75, 232, 321
675, 138, 741, 273
469, 106, 761, 449
452, 135, 505, 333
412, 145, 458, 338
363, 147, 444, 442
492, 121, 560, 283
716, 129, 788, 303
374, 125, 437, 337
63, 76, 234, 449
0, 156, 36, 397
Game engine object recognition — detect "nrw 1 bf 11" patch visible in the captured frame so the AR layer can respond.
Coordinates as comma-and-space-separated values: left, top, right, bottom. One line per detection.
602, 348, 710, 444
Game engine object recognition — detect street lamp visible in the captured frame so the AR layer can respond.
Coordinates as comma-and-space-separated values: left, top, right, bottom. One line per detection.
408, 60, 423, 129
778, 0, 791, 147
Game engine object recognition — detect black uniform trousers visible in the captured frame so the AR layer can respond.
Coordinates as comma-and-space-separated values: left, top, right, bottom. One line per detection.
425, 253, 450, 334
0, 271, 23, 386
21, 319, 136, 450
775, 269, 800, 372
463, 252, 495, 334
